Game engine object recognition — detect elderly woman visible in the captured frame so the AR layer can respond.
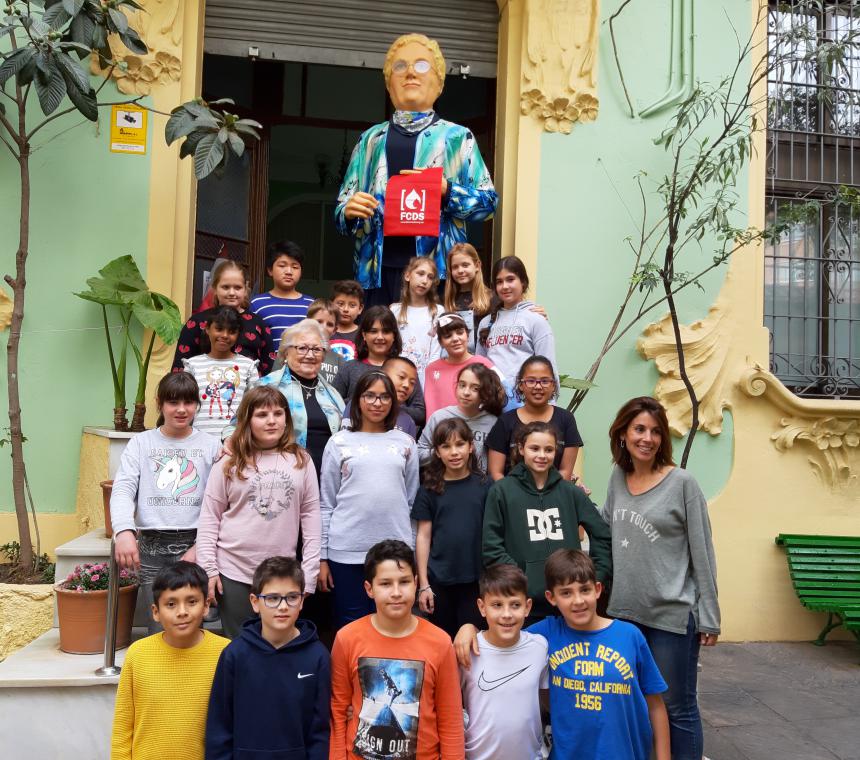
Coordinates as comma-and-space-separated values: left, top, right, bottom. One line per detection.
335, 32, 498, 306
254, 318, 345, 476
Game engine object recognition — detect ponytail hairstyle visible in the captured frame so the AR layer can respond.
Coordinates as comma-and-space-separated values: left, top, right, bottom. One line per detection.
225, 385, 306, 480
458, 363, 506, 417
210, 259, 250, 310
155, 371, 200, 426
200, 305, 242, 353
396, 256, 440, 326
355, 306, 402, 361
444, 243, 491, 316
511, 420, 559, 467
422, 417, 480, 493
514, 355, 558, 402
478, 256, 531, 347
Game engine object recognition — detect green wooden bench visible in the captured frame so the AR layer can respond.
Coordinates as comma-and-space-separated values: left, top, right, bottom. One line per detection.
775, 534, 860, 645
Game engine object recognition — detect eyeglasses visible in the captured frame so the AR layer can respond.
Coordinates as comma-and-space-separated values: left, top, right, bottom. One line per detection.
521, 378, 555, 388
361, 392, 393, 405
289, 345, 324, 356
392, 58, 432, 76
255, 592, 303, 609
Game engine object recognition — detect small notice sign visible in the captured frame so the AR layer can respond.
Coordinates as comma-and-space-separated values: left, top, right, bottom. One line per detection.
110, 104, 147, 154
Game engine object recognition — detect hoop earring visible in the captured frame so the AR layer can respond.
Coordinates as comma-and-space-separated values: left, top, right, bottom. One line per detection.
620, 440, 626, 448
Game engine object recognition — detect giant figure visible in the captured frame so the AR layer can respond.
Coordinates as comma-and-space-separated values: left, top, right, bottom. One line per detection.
335, 33, 498, 307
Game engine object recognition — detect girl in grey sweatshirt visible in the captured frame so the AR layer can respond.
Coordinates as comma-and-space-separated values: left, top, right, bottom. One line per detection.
318, 372, 419, 628
475, 256, 557, 381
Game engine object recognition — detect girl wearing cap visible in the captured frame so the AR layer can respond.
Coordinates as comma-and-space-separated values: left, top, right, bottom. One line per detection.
423, 312, 500, 418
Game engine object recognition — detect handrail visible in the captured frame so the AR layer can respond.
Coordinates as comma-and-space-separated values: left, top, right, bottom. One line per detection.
95, 536, 122, 677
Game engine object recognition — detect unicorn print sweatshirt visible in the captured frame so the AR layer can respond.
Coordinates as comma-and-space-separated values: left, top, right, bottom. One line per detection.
110, 427, 221, 536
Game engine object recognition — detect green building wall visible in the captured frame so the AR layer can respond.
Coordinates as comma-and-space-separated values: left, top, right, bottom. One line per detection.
537, 0, 750, 502
0, 89, 152, 520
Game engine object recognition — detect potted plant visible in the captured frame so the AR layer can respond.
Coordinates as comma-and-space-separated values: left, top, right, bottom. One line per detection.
74, 256, 183, 432
55, 562, 138, 655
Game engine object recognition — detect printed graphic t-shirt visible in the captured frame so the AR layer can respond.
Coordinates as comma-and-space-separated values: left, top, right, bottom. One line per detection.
460, 631, 549, 760
330, 616, 464, 760
182, 354, 259, 436
109, 427, 222, 536
527, 617, 667, 760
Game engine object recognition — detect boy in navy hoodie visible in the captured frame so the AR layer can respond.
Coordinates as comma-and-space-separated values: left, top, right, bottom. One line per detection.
206, 556, 330, 759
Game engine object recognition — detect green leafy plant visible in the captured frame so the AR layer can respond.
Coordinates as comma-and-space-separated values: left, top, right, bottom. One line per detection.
74, 256, 183, 431
58, 561, 136, 592
0, 541, 54, 583
1, 1, 259, 572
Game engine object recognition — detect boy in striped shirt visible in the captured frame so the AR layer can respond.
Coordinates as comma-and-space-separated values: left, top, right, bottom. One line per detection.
250, 240, 314, 346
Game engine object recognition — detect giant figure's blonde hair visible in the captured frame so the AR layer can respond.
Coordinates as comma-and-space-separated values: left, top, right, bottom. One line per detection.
383, 33, 446, 94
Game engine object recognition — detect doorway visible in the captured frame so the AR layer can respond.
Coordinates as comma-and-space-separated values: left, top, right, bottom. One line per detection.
192, 54, 497, 306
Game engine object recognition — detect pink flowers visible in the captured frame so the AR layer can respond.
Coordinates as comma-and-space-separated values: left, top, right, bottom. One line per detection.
59, 561, 137, 592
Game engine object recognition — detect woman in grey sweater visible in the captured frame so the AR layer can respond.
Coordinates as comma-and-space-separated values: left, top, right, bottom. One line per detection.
602, 396, 720, 760
318, 371, 419, 629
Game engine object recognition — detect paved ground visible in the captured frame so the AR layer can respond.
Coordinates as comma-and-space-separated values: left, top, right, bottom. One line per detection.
700, 640, 860, 760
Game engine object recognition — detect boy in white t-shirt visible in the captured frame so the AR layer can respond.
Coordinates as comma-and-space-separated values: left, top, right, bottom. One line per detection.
460, 564, 548, 760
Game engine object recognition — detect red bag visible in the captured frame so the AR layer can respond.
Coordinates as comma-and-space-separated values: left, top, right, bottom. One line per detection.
383, 167, 443, 238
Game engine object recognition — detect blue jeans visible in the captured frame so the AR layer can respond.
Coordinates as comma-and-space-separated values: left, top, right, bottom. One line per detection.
635, 614, 703, 760
328, 560, 375, 630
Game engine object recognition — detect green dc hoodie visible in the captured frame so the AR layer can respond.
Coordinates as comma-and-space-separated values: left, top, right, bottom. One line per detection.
482, 463, 613, 616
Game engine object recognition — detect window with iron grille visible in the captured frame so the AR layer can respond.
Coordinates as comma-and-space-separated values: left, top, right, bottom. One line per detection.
766, 0, 860, 398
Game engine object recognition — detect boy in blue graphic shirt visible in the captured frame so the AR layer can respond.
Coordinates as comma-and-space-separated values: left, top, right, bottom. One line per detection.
456, 549, 669, 760
206, 556, 330, 760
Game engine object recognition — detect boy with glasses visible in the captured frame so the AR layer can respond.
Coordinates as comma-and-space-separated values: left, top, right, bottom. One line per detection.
206, 556, 330, 759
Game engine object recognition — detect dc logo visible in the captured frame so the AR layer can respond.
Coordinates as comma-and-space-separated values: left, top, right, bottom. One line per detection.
402, 188, 426, 212
527, 508, 564, 541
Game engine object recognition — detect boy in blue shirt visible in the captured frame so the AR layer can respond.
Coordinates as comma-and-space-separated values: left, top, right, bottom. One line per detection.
457, 549, 669, 760
250, 241, 314, 346
205, 556, 330, 759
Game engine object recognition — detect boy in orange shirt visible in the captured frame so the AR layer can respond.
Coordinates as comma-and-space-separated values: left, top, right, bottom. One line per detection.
329, 539, 465, 760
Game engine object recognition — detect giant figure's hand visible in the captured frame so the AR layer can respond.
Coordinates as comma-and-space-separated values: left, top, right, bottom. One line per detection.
343, 191, 379, 220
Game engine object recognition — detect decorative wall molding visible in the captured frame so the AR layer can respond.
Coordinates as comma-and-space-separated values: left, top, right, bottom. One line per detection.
637, 304, 732, 437
91, 0, 183, 96
740, 367, 860, 489
520, 0, 600, 133
0, 286, 12, 331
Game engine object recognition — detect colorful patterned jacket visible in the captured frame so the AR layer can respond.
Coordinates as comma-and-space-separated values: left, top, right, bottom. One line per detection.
334, 119, 498, 290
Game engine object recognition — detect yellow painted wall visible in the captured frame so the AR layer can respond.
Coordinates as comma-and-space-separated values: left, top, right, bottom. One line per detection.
0, 584, 54, 661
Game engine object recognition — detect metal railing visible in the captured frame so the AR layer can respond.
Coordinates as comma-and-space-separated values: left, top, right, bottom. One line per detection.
95, 537, 122, 677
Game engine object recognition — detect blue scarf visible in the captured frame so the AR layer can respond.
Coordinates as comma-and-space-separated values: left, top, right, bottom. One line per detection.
392, 109, 435, 134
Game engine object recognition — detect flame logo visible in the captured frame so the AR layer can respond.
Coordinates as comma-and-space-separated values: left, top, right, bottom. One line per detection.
404, 188, 423, 210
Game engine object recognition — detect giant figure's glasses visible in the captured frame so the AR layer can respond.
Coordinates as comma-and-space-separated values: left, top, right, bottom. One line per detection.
392, 59, 432, 76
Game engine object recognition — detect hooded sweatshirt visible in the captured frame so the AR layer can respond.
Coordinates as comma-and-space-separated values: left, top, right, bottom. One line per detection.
476, 300, 557, 380
483, 463, 612, 616
205, 617, 330, 760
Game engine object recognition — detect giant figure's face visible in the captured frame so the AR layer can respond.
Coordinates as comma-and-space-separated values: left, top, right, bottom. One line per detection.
386, 41, 442, 112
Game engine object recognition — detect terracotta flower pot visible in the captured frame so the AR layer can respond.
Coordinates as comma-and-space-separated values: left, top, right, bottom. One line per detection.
55, 583, 138, 654
100, 480, 113, 538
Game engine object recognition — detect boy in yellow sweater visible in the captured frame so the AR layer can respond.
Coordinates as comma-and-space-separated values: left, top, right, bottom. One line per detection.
111, 561, 228, 760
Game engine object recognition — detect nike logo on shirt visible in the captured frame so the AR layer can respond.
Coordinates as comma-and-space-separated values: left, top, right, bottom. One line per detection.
297, 672, 314, 679
477, 665, 530, 691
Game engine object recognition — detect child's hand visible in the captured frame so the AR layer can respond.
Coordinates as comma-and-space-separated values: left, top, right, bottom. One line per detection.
180, 544, 197, 564
317, 561, 335, 592
530, 304, 549, 320
453, 624, 480, 670
114, 530, 140, 571
418, 587, 435, 614
699, 633, 718, 646
207, 575, 223, 604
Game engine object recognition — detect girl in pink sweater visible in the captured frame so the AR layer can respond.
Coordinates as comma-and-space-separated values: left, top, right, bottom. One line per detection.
197, 385, 321, 638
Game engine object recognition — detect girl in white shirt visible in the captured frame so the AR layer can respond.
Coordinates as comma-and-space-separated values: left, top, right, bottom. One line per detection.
390, 256, 442, 387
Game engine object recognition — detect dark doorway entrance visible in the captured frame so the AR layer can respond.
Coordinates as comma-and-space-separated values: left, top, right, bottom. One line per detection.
192, 55, 496, 306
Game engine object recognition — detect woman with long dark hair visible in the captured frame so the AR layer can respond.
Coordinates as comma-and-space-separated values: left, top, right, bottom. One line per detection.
602, 396, 720, 760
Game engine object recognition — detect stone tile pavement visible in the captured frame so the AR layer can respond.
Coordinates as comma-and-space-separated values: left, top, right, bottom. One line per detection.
700, 641, 860, 760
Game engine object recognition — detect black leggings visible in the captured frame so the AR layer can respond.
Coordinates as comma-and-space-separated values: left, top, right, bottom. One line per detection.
428, 582, 482, 639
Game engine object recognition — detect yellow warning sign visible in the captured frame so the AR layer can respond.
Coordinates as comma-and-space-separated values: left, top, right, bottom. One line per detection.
110, 104, 148, 154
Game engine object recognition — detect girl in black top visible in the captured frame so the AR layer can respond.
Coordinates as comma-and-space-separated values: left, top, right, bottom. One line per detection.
486, 355, 583, 480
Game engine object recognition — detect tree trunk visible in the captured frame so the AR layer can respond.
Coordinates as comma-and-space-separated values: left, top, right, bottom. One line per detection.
6, 132, 33, 570
663, 280, 700, 468
130, 403, 146, 432
113, 406, 129, 432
